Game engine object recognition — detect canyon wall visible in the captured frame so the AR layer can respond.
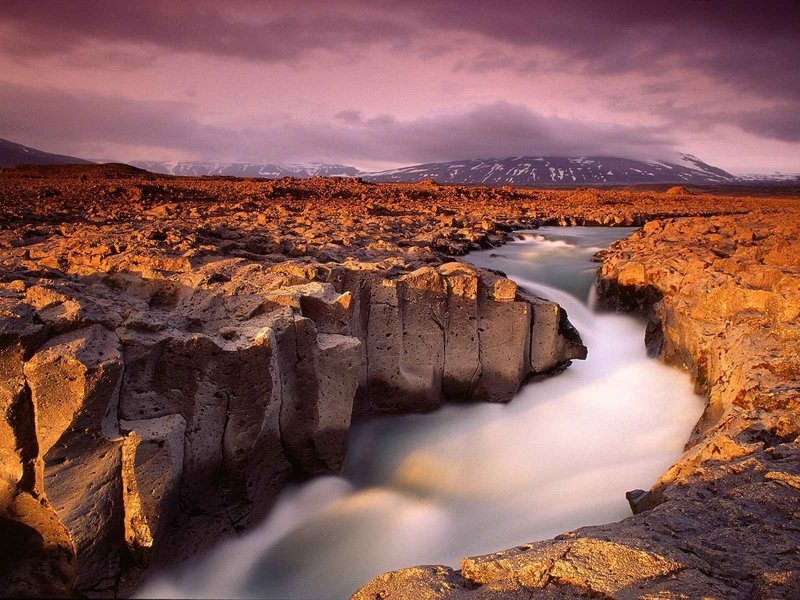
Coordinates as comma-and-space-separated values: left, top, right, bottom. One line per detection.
356, 210, 800, 599
0, 208, 584, 596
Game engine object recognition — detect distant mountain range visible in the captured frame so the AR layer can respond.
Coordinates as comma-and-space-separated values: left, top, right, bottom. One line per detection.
365, 154, 740, 185
125, 155, 750, 185
0, 137, 92, 167
2, 137, 797, 185
127, 160, 361, 178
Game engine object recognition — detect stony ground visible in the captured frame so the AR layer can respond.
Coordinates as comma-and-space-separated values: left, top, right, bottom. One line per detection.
0, 164, 798, 598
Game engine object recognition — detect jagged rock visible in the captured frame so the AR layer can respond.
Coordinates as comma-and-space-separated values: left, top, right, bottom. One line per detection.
352, 566, 471, 600
0, 298, 46, 503
0, 492, 75, 598
120, 414, 186, 562
313, 333, 362, 471
523, 291, 587, 374
354, 264, 586, 412
118, 318, 293, 560
24, 325, 125, 593
439, 262, 481, 400
364, 267, 450, 413
461, 539, 684, 594
471, 274, 531, 403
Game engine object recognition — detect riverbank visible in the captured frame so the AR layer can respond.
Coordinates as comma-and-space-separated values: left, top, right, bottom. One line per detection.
356, 211, 800, 599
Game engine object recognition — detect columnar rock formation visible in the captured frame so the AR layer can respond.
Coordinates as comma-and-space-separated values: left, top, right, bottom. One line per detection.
355, 210, 800, 599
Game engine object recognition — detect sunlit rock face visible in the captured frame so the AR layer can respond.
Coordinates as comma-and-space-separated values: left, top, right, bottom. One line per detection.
345, 264, 585, 414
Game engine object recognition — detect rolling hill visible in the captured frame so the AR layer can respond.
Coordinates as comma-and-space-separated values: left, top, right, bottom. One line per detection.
0, 137, 92, 167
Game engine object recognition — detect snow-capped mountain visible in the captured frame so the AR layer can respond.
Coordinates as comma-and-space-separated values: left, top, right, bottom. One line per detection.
364, 154, 738, 185
126, 161, 361, 178
739, 172, 800, 183
127, 154, 740, 185
0, 137, 92, 167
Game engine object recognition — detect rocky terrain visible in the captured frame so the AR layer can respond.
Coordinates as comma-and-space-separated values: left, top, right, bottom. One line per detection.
0, 165, 797, 598
356, 211, 800, 597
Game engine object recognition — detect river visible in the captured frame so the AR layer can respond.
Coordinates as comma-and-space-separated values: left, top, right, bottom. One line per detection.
138, 227, 705, 599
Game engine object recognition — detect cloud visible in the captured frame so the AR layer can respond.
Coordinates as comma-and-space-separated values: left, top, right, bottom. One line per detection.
314, 102, 676, 163
333, 111, 363, 125
0, 1, 413, 63
4, 1, 798, 107
599, 94, 800, 146
0, 81, 677, 165
452, 51, 538, 75
728, 107, 800, 143
2, 0, 798, 159
385, 0, 800, 104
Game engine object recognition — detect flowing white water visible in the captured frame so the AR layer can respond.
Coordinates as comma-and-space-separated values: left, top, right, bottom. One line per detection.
138, 227, 705, 600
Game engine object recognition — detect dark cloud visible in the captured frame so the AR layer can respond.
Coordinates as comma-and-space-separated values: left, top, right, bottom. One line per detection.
598, 92, 800, 145
4, 1, 798, 105
0, 80, 227, 154
2, 0, 798, 153
726, 107, 800, 143
321, 102, 676, 163
0, 1, 413, 63
452, 51, 537, 75
399, 0, 800, 104
333, 111, 363, 125
0, 81, 676, 164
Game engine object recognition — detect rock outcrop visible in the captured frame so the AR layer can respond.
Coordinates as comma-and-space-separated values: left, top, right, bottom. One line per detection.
355, 210, 800, 599
0, 167, 591, 596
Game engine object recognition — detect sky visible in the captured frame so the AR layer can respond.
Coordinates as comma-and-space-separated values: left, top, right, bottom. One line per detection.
0, 0, 798, 174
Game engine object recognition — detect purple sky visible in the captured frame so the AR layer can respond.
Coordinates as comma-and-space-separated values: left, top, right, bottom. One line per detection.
1, 0, 798, 173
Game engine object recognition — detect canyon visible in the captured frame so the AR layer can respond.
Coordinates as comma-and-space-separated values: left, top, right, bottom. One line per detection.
0, 165, 798, 598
